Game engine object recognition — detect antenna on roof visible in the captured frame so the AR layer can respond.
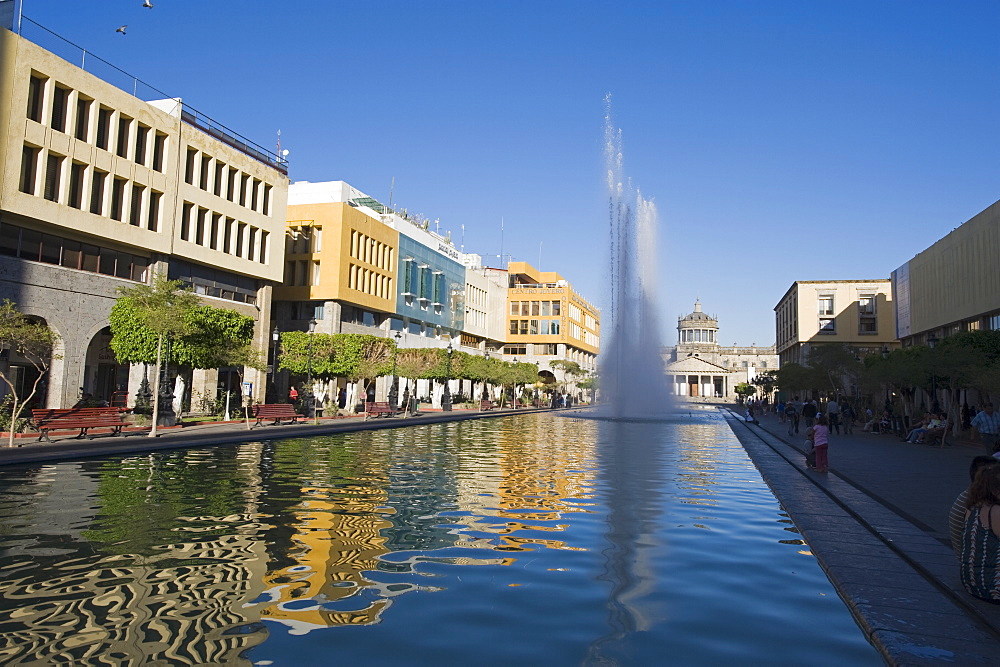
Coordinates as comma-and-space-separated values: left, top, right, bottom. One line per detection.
276, 129, 282, 161
389, 176, 395, 212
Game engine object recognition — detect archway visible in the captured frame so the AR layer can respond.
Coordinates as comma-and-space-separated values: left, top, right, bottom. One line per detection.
83, 327, 129, 405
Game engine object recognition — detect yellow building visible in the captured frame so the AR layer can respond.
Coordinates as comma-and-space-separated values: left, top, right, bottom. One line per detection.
275, 181, 399, 334
774, 279, 896, 366
505, 262, 599, 377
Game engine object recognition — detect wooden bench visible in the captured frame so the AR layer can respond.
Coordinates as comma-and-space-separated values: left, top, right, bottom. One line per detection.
480, 400, 498, 411
32, 407, 129, 442
924, 422, 950, 447
252, 403, 301, 427
365, 401, 399, 419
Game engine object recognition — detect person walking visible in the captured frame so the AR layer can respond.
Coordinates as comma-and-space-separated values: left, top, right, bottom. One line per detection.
827, 396, 841, 434
958, 464, 1000, 603
971, 403, 1000, 454
785, 399, 800, 436
841, 401, 855, 435
802, 399, 818, 428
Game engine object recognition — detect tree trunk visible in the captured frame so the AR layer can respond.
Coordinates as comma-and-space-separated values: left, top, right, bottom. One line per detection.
148, 334, 163, 437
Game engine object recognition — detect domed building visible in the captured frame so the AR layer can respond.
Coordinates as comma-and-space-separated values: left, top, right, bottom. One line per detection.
662, 301, 777, 400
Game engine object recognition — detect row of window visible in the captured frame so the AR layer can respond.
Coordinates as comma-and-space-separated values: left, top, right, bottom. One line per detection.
818, 294, 877, 316
349, 231, 393, 271
509, 300, 563, 317
0, 221, 148, 282
28, 74, 169, 171
348, 263, 394, 299
818, 317, 878, 335
509, 319, 562, 336
184, 147, 273, 215
402, 261, 447, 304
20, 144, 163, 231
286, 225, 322, 255
179, 202, 269, 263
285, 259, 321, 287
681, 329, 716, 343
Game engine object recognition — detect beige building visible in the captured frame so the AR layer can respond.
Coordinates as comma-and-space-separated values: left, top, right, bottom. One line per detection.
663, 301, 777, 400
774, 280, 896, 366
893, 199, 1000, 347
0, 20, 288, 408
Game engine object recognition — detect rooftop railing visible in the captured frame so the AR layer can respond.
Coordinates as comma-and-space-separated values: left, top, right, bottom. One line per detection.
17, 16, 287, 174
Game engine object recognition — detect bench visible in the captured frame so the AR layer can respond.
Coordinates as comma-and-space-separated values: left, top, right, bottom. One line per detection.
32, 407, 129, 442
252, 403, 301, 427
480, 400, 498, 411
924, 422, 950, 447
365, 402, 399, 419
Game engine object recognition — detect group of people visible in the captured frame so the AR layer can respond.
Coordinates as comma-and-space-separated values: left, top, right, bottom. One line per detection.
950, 454, 1000, 604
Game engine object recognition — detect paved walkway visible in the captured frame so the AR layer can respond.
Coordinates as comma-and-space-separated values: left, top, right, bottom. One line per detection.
726, 408, 1000, 665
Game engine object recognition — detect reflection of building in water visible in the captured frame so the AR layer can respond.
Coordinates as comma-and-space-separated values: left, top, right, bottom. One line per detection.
663, 301, 777, 400
0, 447, 271, 664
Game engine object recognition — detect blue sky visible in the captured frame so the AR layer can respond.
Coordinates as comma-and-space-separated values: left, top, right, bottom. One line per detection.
18, 1, 1000, 346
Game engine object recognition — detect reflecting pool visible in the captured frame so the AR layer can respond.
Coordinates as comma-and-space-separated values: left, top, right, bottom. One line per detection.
0, 411, 880, 665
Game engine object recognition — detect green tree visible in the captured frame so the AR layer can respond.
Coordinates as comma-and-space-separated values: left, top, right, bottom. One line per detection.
114, 276, 199, 437
0, 300, 60, 447
774, 363, 817, 399
734, 382, 756, 403
549, 359, 584, 393
395, 348, 438, 414
751, 371, 778, 402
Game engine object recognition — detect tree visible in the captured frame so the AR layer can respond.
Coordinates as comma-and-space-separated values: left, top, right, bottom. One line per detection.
806, 344, 863, 398
0, 300, 59, 447
394, 348, 438, 415
774, 363, 817, 399
549, 359, 584, 393
751, 371, 778, 402
734, 382, 756, 403
335, 335, 395, 413
114, 276, 199, 437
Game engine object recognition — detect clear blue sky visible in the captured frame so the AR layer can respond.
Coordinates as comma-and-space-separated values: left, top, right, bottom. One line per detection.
20, 1, 1000, 346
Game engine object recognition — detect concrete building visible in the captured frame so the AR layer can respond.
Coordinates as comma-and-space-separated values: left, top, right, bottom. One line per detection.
774, 280, 896, 367
892, 199, 1000, 347
663, 301, 777, 400
0, 18, 288, 408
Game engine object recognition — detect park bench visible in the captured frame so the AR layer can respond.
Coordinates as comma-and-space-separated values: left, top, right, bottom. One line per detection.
480, 400, 498, 411
109, 391, 130, 412
924, 421, 950, 447
31, 407, 129, 442
365, 402, 399, 419
251, 403, 301, 427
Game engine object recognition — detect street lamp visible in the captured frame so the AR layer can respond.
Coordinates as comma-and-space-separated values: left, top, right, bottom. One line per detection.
442, 341, 454, 411
307, 317, 316, 423
269, 326, 279, 402
512, 356, 517, 408
927, 335, 940, 412
389, 331, 401, 409
481, 348, 490, 403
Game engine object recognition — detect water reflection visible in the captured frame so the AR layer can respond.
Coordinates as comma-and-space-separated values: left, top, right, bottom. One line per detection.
0, 413, 878, 665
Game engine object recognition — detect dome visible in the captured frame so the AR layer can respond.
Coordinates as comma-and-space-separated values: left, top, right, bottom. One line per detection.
679, 300, 717, 325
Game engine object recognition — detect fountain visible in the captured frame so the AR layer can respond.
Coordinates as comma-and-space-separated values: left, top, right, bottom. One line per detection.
599, 97, 672, 420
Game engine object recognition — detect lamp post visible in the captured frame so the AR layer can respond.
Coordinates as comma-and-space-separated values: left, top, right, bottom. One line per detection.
442, 341, 454, 411
269, 326, 279, 402
307, 318, 316, 423
389, 331, 401, 409
927, 335, 940, 412
511, 356, 517, 409
481, 348, 490, 404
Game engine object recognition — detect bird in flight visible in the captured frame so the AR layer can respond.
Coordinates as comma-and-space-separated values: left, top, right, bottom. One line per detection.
143, 0, 153, 7
115, 25, 127, 35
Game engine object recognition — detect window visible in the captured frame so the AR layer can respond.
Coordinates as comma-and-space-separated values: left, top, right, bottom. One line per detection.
537, 344, 558, 355
195, 208, 207, 245
859, 318, 877, 334
19, 229, 41, 261
214, 161, 224, 196
200, 155, 211, 189
0, 224, 19, 257
148, 191, 162, 231
818, 295, 834, 316
43, 153, 63, 202
519, 320, 528, 335
94, 107, 112, 150
116, 115, 131, 158
819, 318, 835, 334
68, 162, 85, 209
509, 320, 518, 335
89, 170, 107, 214
312, 261, 321, 286
251, 178, 260, 210
128, 184, 144, 226
262, 184, 272, 215
152, 133, 167, 172
227, 167, 237, 201
49, 85, 70, 132
503, 345, 527, 356
210, 213, 221, 250
110, 177, 127, 221
224, 218, 233, 253
185, 148, 197, 184
510, 302, 519, 316
27, 74, 45, 122
239, 174, 249, 206
858, 294, 875, 315
990, 314, 1000, 331
74, 97, 92, 141
19, 145, 39, 194
134, 125, 149, 166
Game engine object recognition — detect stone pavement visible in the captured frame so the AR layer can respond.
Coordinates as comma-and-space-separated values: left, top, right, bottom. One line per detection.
725, 408, 1000, 665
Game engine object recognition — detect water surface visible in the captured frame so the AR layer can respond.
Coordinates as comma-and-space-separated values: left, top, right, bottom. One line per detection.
0, 411, 879, 665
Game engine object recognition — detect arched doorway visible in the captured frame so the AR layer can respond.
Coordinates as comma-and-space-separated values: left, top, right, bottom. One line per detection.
83, 327, 129, 405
